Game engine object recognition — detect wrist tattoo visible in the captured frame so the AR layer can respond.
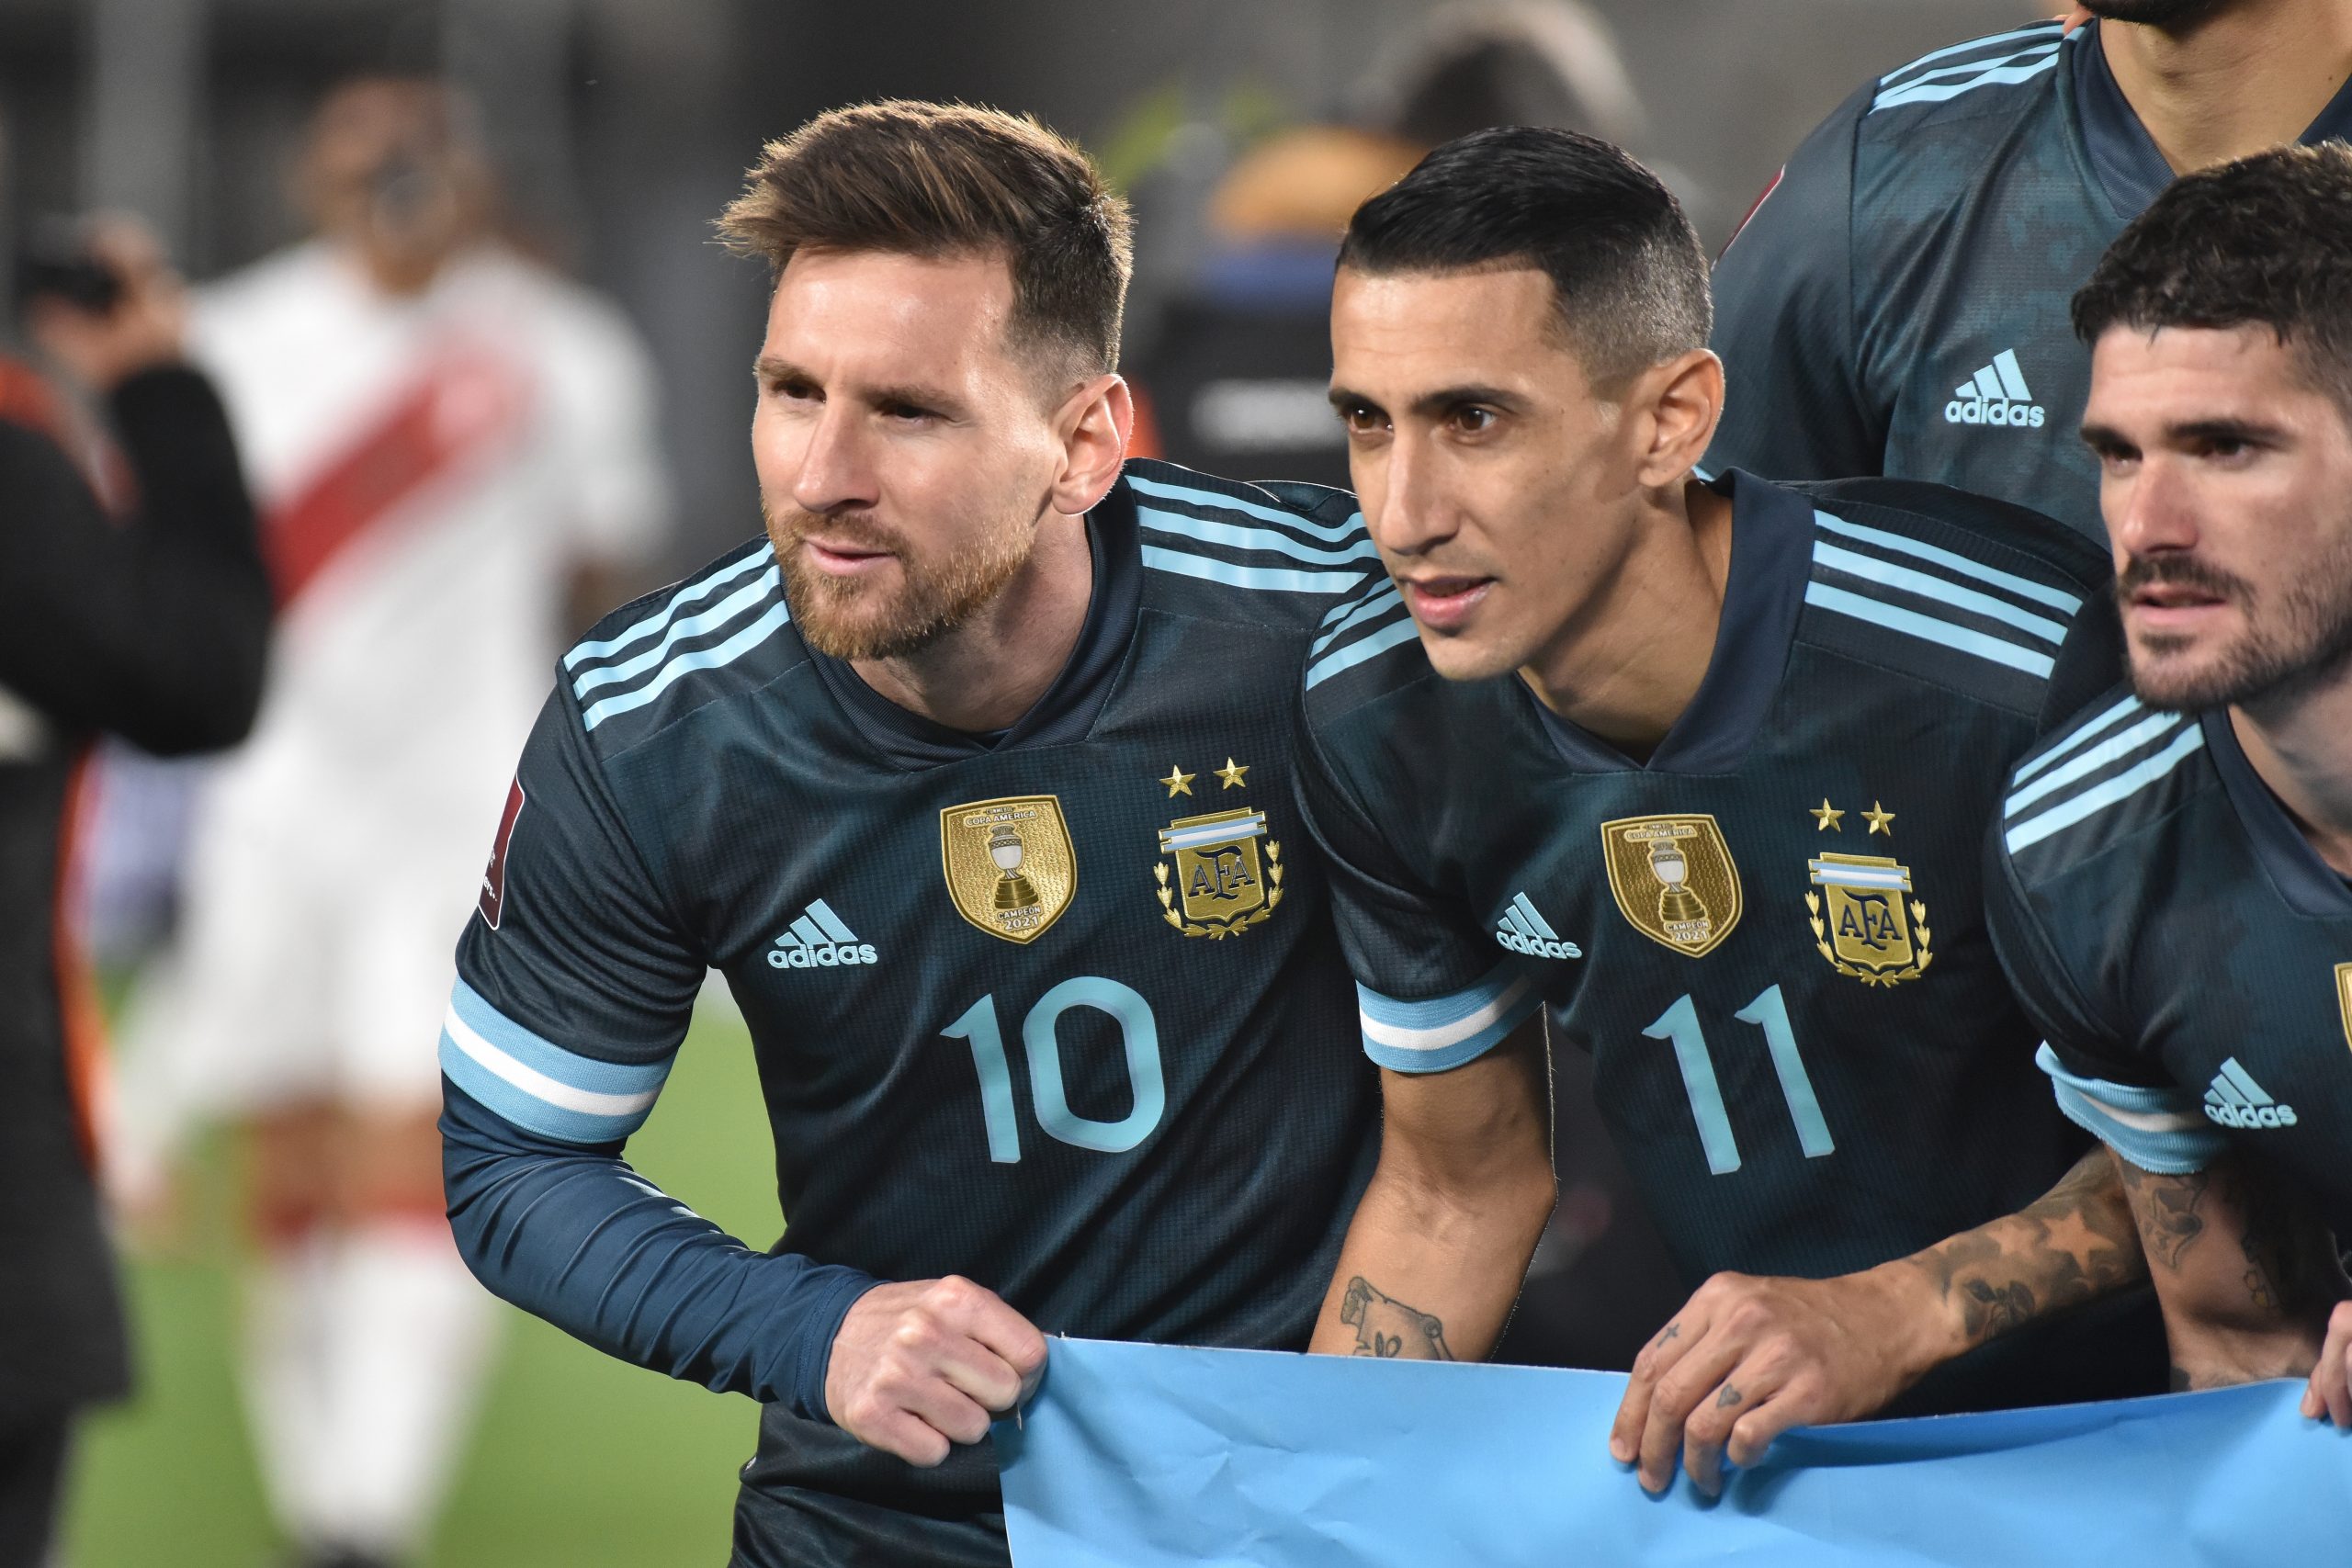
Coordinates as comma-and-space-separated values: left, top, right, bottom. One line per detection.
1340, 1277, 1456, 1361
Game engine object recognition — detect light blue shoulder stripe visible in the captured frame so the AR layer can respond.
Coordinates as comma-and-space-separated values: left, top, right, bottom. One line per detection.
1873, 48, 2060, 112
440, 978, 675, 1145
564, 549, 774, 671
1804, 581, 2054, 677
1312, 584, 1404, 656
2005, 723, 2205, 852
1813, 541, 2067, 644
1124, 472, 1365, 544
1358, 963, 1542, 1076
1140, 545, 1365, 595
2038, 1045, 2223, 1176
571, 567, 781, 700
581, 601, 793, 731
2005, 710, 2182, 818
1306, 615, 1421, 691
1136, 504, 1380, 568
2013, 694, 2143, 784
448, 979, 673, 1096
1878, 22, 2062, 85
1813, 512, 2082, 613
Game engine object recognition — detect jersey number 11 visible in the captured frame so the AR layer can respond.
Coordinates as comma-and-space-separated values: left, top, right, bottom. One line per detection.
1643, 985, 1835, 1175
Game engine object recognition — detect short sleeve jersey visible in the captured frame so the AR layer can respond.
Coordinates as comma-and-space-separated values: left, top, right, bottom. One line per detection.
445, 461, 1378, 1549
1989, 694, 2352, 1236
1705, 20, 2352, 543
1300, 471, 2163, 1409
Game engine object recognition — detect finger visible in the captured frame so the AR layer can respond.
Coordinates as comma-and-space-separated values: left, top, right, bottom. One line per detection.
950, 1282, 1051, 1395
862, 1405, 954, 1468
1724, 1382, 1811, 1472
1682, 1360, 1792, 1498
2315, 1308, 2352, 1428
1636, 1332, 1748, 1495
1611, 1306, 1708, 1463
897, 1366, 1000, 1448
932, 1338, 1030, 1416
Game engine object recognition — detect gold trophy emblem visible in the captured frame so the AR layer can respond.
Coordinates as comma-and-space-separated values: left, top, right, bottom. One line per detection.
1599, 814, 1743, 958
1649, 836, 1712, 942
987, 822, 1040, 913
939, 795, 1077, 944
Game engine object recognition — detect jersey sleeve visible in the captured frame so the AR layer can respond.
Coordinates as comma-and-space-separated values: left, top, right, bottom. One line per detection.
1982, 810, 2225, 1176
1295, 710, 1542, 1076
2037, 582, 2126, 737
1704, 80, 1885, 484
441, 684, 876, 1418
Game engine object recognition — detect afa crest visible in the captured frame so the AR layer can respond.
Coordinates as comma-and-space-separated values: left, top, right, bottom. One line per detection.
1155, 807, 1283, 938
940, 795, 1077, 945
1600, 815, 1743, 957
1807, 853, 1932, 986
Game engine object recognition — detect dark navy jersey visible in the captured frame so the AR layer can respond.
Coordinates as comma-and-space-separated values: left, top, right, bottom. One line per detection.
1300, 470, 2164, 1410
1706, 19, 2352, 542
1991, 694, 2352, 1236
444, 460, 1379, 1565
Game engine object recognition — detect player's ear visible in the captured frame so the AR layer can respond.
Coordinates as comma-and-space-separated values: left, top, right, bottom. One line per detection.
1630, 348, 1724, 491
1049, 371, 1132, 518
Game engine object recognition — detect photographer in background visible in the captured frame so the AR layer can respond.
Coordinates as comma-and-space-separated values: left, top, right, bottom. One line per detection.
0, 216, 271, 1564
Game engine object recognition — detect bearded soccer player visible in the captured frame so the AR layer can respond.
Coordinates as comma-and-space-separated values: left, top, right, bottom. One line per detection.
1707, 0, 2352, 540
439, 103, 1377, 1564
1298, 127, 2165, 1497
1986, 145, 2352, 1424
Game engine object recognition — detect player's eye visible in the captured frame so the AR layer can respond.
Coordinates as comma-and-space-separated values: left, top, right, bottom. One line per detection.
767, 375, 820, 403
1338, 402, 1387, 436
1449, 405, 1497, 435
879, 399, 941, 424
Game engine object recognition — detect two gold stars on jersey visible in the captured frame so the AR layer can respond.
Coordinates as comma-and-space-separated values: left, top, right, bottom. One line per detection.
1155, 758, 1283, 940
1805, 796, 1931, 987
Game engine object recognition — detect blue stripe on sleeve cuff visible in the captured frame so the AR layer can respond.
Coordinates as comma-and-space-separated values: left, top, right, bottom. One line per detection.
440, 978, 674, 1145
2036, 1043, 2223, 1175
1359, 962, 1543, 1074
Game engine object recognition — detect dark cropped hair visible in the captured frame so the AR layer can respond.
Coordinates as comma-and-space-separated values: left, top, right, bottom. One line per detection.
718, 100, 1134, 382
2073, 141, 2352, 410
1337, 125, 1710, 390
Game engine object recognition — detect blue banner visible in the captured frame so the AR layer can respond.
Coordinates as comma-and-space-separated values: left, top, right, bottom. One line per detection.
996, 1338, 2351, 1566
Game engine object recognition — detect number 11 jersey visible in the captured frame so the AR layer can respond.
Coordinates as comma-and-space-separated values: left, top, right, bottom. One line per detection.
1298, 470, 2157, 1409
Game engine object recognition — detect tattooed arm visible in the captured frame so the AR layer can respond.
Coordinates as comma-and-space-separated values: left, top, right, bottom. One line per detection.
1308, 1019, 1554, 1363
2111, 1151, 2346, 1392
1613, 1145, 2146, 1496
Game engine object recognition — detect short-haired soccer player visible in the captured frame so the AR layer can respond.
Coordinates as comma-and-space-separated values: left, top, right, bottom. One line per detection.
1298, 126, 2165, 1496
1986, 143, 2352, 1425
439, 102, 1380, 1565
1708, 0, 2352, 541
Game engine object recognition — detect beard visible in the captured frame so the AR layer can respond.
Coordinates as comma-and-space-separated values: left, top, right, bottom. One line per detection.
2081, 0, 2232, 28
2124, 541, 2352, 712
765, 500, 1035, 662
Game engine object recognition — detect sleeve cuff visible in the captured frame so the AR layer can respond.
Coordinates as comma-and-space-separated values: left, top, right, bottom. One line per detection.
781, 1264, 885, 1424
1358, 962, 1543, 1074
2035, 1043, 2224, 1175
438, 977, 673, 1145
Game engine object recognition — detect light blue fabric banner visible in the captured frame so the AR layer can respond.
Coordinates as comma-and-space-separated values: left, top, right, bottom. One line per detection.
995, 1338, 2351, 1567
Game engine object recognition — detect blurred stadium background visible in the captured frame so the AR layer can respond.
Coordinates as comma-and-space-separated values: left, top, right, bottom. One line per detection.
0, 1, 2052, 1562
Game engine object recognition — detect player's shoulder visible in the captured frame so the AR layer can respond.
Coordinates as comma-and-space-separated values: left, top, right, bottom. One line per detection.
1121, 458, 1380, 633
1996, 687, 2217, 885
1854, 18, 2071, 134
557, 534, 802, 756
1296, 568, 1446, 731
1786, 474, 2109, 714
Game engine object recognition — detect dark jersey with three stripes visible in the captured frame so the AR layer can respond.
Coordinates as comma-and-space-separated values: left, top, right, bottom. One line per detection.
443, 461, 1378, 1566
1990, 694, 2352, 1235
1298, 470, 2164, 1412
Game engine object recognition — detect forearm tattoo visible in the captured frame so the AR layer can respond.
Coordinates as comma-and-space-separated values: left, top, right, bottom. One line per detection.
1340, 1277, 1456, 1361
1914, 1149, 2146, 1348
2117, 1158, 2343, 1314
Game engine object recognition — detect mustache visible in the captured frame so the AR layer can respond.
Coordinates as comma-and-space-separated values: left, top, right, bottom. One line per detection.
2116, 552, 2253, 603
763, 502, 904, 555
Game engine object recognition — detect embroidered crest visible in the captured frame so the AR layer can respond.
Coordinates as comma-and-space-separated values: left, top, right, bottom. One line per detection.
939, 795, 1077, 944
1600, 815, 1743, 958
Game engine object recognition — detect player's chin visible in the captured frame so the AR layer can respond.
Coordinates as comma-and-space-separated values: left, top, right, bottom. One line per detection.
2123, 631, 2245, 711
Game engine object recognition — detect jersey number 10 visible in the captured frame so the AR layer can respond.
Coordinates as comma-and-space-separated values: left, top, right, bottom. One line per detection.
1643, 985, 1835, 1176
940, 977, 1167, 1163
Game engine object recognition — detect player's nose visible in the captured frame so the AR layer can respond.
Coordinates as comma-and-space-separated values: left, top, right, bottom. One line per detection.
1369, 438, 1455, 558
2104, 457, 2199, 559
791, 406, 881, 515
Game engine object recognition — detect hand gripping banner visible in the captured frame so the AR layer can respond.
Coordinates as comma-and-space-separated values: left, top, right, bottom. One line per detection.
995, 1339, 2350, 1567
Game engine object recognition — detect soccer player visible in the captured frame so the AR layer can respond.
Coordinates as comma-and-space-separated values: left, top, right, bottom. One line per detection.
1985, 145, 2352, 1421
1707, 0, 2352, 540
1299, 127, 2162, 1497
441, 102, 1377, 1565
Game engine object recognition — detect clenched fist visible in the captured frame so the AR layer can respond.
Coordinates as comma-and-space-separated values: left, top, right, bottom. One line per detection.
825, 1276, 1048, 1466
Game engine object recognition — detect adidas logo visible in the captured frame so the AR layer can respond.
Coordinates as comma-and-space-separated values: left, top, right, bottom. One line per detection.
1944, 349, 2046, 429
767, 898, 877, 970
1495, 892, 1581, 961
2203, 1057, 2297, 1131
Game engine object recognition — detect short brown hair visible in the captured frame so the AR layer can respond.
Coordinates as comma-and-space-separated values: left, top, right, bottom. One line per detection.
2074, 142, 2352, 412
718, 100, 1134, 383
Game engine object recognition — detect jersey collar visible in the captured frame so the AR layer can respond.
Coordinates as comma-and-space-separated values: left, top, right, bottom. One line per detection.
2073, 20, 2352, 220
2200, 708, 2352, 916
1529, 469, 1811, 775
803, 481, 1144, 771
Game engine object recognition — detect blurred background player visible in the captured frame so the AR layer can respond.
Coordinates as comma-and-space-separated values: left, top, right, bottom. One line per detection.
1707, 0, 2352, 540
107, 75, 672, 1568
1985, 143, 2352, 1420
0, 213, 270, 1565
1299, 127, 2161, 1497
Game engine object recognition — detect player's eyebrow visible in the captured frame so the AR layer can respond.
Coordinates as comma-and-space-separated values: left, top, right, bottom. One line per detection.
2164, 416, 2286, 447
753, 354, 810, 384
1408, 384, 1523, 419
1328, 383, 1378, 413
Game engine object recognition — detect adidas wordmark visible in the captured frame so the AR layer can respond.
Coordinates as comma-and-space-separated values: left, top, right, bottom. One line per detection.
2203, 1057, 2297, 1131
1944, 348, 2046, 429
769, 898, 878, 969
1495, 892, 1582, 961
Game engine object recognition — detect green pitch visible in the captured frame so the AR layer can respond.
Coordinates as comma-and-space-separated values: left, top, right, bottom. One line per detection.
64, 1000, 780, 1567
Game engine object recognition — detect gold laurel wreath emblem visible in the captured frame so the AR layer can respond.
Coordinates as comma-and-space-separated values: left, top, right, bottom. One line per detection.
1156, 842, 1283, 939
1806, 889, 1934, 987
